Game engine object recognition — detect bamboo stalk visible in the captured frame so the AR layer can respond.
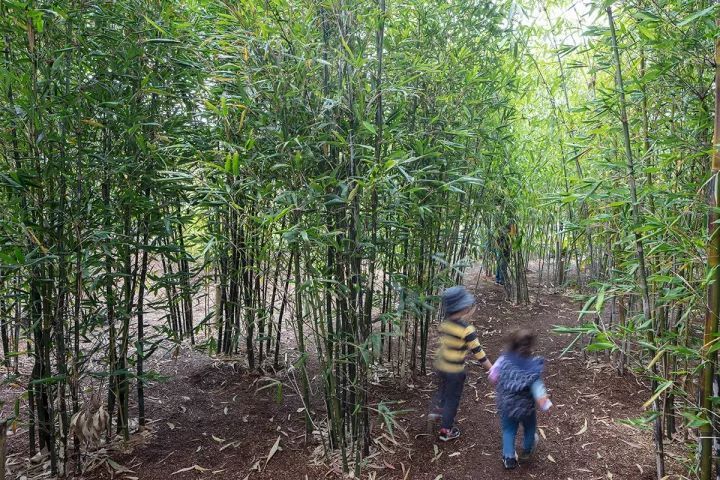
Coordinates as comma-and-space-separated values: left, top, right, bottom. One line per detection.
700, 3, 720, 478
607, 6, 664, 477
0, 418, 6, 480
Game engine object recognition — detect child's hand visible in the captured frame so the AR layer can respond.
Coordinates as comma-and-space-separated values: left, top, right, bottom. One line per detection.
537, 396, 552, 412
488, 366, 499, 384
482, 358, 493, 372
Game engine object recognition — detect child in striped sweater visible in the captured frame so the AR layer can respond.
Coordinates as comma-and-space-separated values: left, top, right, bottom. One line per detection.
428, 286, 493, 442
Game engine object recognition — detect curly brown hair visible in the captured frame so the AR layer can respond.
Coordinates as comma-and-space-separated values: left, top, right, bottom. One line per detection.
507, 329, 536, 357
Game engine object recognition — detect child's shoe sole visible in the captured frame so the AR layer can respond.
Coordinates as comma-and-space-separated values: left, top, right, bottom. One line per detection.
438, 427, 461, 441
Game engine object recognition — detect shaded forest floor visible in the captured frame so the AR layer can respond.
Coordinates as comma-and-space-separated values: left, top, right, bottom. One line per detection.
6, 275, 691, 479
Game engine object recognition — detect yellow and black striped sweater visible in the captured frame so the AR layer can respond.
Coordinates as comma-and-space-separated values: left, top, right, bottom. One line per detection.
434, 318, 488, 373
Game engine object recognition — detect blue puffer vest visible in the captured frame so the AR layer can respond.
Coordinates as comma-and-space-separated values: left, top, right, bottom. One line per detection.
496, 352, 544, 419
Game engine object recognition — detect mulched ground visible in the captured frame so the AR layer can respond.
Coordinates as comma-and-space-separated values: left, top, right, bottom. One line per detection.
4, 276, 691, 479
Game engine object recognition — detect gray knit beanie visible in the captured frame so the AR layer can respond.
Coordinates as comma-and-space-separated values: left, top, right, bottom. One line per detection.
442, 286, 475, 315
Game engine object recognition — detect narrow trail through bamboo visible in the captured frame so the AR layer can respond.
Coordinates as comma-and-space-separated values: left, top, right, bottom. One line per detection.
37, 272, 672, 480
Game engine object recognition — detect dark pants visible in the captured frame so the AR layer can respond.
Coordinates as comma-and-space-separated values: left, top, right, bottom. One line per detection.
501, 411, 537, 458
496, 255, 509, 285
431, 370, 466, 429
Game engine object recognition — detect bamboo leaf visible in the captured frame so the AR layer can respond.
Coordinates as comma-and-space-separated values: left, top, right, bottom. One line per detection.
677, 5, 717, 26
642, 381, 673, 409
362, 121, 377, 135
143, 38, 182, 45
265, 436, 281, 469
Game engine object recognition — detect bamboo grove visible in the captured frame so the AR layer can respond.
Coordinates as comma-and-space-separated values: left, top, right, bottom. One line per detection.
2, 0, 720, 478
0, 0, 525, 476
515, 1, 720, 479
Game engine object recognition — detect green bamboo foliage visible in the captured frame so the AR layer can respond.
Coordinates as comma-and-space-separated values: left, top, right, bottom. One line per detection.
4, 0, 720, 478
0, 1, 205, 473
699, 4, 720, 478
514, 1, 720, 477
194, 1, 521, 470
0, 0, 522, 475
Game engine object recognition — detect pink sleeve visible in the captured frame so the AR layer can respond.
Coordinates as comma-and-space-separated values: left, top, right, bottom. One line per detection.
489, 356, 503, 384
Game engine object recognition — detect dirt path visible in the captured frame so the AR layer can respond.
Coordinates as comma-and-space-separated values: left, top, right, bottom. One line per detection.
7, 277, 680, 479
378, 279, 669, 480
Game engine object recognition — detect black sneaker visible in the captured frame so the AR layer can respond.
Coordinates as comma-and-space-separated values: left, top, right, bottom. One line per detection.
438, 426, 460, 442
503, 456, 518, 469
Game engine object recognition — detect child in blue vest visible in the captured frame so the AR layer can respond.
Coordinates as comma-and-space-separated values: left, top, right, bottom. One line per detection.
490, 329, 552, 469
